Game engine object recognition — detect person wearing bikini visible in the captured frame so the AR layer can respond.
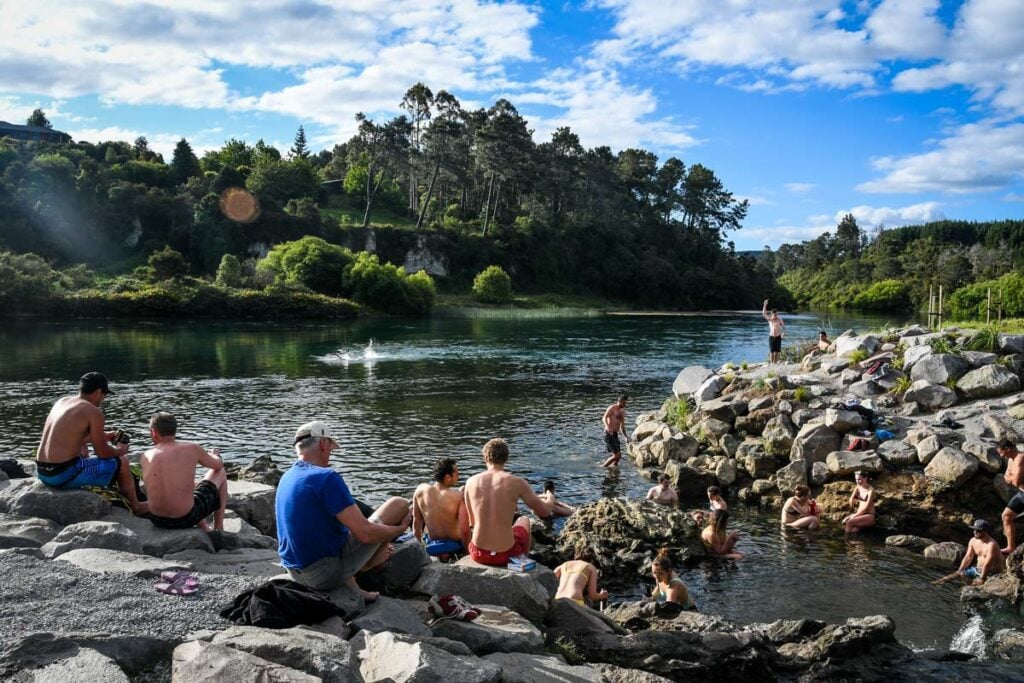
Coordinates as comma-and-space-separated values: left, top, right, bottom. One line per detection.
781, 484, 820, 529
650, 547, 696, 610
843, 471, 876, 534
554, 551, 607, 608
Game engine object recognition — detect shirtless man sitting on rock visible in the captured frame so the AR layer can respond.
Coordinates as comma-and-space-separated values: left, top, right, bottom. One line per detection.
36, 372, 147, 515
998, 439, 1024, 555
140, 412, 227, 531
413, 457, 469, 552
464, 438, 552, 566
934, 519, 1005, 585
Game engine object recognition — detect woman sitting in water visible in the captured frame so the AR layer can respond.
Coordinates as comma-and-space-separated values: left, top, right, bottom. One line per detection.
650, 548, 696, 610
843, 471, 877, 534
701, 509, 744, 559
554, 549, 607, 608
781, 485, 820, 530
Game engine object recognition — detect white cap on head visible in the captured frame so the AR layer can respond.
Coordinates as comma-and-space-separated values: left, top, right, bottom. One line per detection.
294, 420, 338, 447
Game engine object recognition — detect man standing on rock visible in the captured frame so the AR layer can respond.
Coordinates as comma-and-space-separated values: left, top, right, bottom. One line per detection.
762, 300, 786, 364
35, 372, 147, 515
140, 412, 227, 531
934, 519, 1004, 584
464, 438, 552, 565
276, 421, 412, 601
601, 395, 630, 468
998, 439, 1024, 555
413, 457, 470, 552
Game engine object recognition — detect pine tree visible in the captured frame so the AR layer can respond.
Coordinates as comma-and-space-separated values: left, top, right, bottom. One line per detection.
170, 138, 201, 185
291, 125, 310, 159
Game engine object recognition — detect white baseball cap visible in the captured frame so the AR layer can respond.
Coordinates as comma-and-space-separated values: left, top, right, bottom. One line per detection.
294, 421, 338, 447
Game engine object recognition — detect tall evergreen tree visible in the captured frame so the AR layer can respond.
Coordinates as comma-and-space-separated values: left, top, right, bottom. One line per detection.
27, 108, 51, 128
291, 125, 310, 159
170, 138, 201, 185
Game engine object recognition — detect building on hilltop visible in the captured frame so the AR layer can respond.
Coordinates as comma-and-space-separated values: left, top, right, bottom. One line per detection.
0, 120, 72, 144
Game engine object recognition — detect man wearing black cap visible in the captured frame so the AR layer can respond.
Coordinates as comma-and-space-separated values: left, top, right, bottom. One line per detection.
933, 519, 1004, 585
35, 372, 147, 515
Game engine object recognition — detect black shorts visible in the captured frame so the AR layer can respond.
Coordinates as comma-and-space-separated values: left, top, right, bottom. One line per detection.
605, 432, 621, 454
769, 336, 783, 353
149, 480, 220, 529
1007, 491, 1024, 515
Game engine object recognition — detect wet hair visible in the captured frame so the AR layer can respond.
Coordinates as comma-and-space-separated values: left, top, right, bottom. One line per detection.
997, 439, 1016, 451
482, 438, 509, 465
544, 480, 555, 493
653, 547, 674, 573
618, 394, 629, 403
707, 486, 721, 496
433, 457, 458, 483
657, 473, 670, 483
819, 331, 827, 338
710, 508, 730, 533
150, 411, 177, 437
770, 308, 778, 314
573, 542, 597, 564
795, 485, 810, 498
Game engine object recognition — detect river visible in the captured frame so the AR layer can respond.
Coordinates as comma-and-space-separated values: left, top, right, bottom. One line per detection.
0, 309, 976, 650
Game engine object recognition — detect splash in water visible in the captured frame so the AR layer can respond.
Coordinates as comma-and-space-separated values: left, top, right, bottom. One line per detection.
950, 615, 987, 658
318, 340, 383, 365
364, 339, 379, 360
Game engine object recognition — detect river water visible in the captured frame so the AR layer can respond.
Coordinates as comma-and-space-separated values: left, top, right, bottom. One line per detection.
0, 309, 977, 650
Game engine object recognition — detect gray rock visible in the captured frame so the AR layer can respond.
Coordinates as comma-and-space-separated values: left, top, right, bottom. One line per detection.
694, 375, 726, 403
718, 433, 740, 458
30, 647, 129, 683
983, 414, 1021, 443
55, 548, 192, 577
632, 420, 664, 442
226, 480, 277, 538
762, 414, 796, 456
991, 628, 1024, 660
649, 434, 700, 465
673, 366, 715, 398
41, 521, 143, 559
163, 548, 283, 577
482, 653, 601, 682
172, 640, 319, 682
826, 451, 883, 477
790, 424, 842, 464
354, 630, 501, 683
904, 380, 957, 411
916, 435, 944, 465
350, 596, 432, 637
810, 462, 830, 486
962, 440, 1004, 474
999, 334, 1024, 355
412, 562, 552, 625
748, 396, 775, 412
206, 624, 362, 682
958, 365, 1022, 399
824, 409, 867, 434
839, 369, 861, 386
0, 481, 110, 525
714, 459, 738, 487
597, 664, 673, 683
774, 461, 808, 495
791, 409, 820, 428
924, 447, 979, 486
885, 535, 935, 551
835, 335, 880, 358
848, 379, 885, 398
697, 397, 746, 424
0, 512, 61, 548
381, 541, 431, 591
821, 358, 851, 374
962, 351, 998, 367
923, 541, 966, 566
429, 604, 543, 655
877, 440, 917, 467
910, 354, 971, 385
697, 418, 731, 439
739, 443, 777, 479
902, 345, 934, 372
104, 507, 215, 556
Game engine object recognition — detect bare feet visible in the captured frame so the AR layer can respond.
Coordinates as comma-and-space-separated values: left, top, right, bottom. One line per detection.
361, 543, 395, 573
358, 588, 380, 603
1001, 546, 1014, 556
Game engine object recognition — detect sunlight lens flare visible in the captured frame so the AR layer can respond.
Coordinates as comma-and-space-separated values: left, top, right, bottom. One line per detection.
219, 187, 260, 224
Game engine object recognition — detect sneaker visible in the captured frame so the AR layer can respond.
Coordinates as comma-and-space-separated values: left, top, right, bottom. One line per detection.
428, 594, 480, 622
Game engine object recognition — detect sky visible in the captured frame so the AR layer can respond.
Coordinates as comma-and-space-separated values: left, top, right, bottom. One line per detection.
1, 0, 1022, 250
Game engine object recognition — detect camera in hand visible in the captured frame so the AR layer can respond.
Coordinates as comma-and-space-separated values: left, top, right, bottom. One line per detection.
112, 429, 131, 445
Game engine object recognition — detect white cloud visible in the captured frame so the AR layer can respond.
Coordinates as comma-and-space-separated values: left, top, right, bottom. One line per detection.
839, 202, 945, 227
68, 126, 219, 158
737, 195, 771, 206
1004, 193, 1024, 202
858, 119, 1024, 193
745, 200, 945, 247
785, 182, 815, 194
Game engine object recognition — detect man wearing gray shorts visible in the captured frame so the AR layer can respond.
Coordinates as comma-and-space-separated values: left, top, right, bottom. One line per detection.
275, 421, 412, 601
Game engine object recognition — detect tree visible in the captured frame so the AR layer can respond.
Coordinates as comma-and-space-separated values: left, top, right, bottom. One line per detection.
215, 253, 243, 288
472, 265, 512, 303
347, 113, 412, 227
416, 90, 464, 229
473, 99, 535, 236
679, 163, 748, 243
290, 125, 310, 159
400, 83, 434, 215
148, 246, 188, 280
27, 109, 51, 128
170, 138, 201, 185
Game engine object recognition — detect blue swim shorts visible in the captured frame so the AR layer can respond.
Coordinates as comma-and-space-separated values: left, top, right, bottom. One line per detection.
964, 567, 981, 580
36, 456, 119, 489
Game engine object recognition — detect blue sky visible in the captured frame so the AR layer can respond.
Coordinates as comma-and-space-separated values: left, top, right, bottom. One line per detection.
1, 0, 1022, 250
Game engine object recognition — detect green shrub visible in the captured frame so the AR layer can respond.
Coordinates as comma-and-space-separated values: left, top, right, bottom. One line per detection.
0, 251, 58, 310
148, 246, 188, 280
890, 376, 912, 396
343, 252, 436, 315
852, 279, 911, 310
257, 236, 352, 297
949, 273, 1024, 320
472, 265, 513, 304
964, 325, 1001, 352
793, 386, 810, 402
849, 349, 868, 364
215, 254, 243, 288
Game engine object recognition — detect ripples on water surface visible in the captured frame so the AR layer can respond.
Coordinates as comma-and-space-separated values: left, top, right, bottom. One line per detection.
0, 310, 979, 648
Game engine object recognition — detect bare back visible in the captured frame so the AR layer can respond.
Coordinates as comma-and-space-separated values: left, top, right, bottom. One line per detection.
465, 468, 549, 552
1005, 452, 1024, 489
414, 483, 465, 541
554, 560, 593, 601
37, 396, 101, 463
141, 440, 216, 518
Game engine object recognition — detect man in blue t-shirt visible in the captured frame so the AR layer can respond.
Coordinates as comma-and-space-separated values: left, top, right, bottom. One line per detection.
276, 420, 411, 601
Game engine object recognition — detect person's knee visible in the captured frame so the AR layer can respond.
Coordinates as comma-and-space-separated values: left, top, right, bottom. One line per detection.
1003, 508, 1015, 522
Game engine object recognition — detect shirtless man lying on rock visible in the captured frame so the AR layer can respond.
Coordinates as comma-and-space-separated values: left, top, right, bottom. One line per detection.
413, 457, 470, 553
140, 411, 227, 531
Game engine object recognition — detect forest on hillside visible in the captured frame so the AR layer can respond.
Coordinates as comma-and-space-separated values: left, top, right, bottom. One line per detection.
765, 216, 1024, 318
0, 88, 782, 315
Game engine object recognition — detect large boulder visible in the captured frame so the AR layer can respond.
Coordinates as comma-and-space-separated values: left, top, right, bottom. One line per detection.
105, 507, 215, 556
411, 563, 552, 625
663, 462, 717, 501
483, 653, 601, 682
163, 548, 284, 577
172, 640, 318, 682
983, 415, 1021, 443
962, 351, 998, 367
825, 451, 883, 477
697, 397, 747, 424
774, 461, 808, 495
848, 379, 885, 398
694, 375, 726, 403
762, 414, 796, 456
835, 335, 880, 358
790, 424, 842, 464
958, 365, 1022, 399
962, 440, 1004, 474
227, 480, 277, 538
205, 625, 361, 682
0, 512, 61, 548
924, 447, 979, 487
877, 440, 917, 467
41, 521, 144, 559
55, 548, 191, 577
632, 420, 664, 442
29, 647, 129, 683
738, 442, 778, 479
714, 459, 738, 487
352, 630, 501, 683
381, 541, 431, 591
901, 345, 933, 372
903, 381, 957, 411
673, 367, 715, 398
1000, 334, 1024, 354
0, 481, 110, 525
350, 596, 432, 637
430, 605, 543, 655
649, 434, 699, 466
236, 455, 284, 487
885, 535, 934, 551
824, 409, 867, 435
923, 541, 966, 566
734, 409, 773, 437
910, 354, 971, 385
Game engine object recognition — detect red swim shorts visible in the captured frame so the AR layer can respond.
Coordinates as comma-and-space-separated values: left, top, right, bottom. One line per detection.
468, 524, 529, 566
